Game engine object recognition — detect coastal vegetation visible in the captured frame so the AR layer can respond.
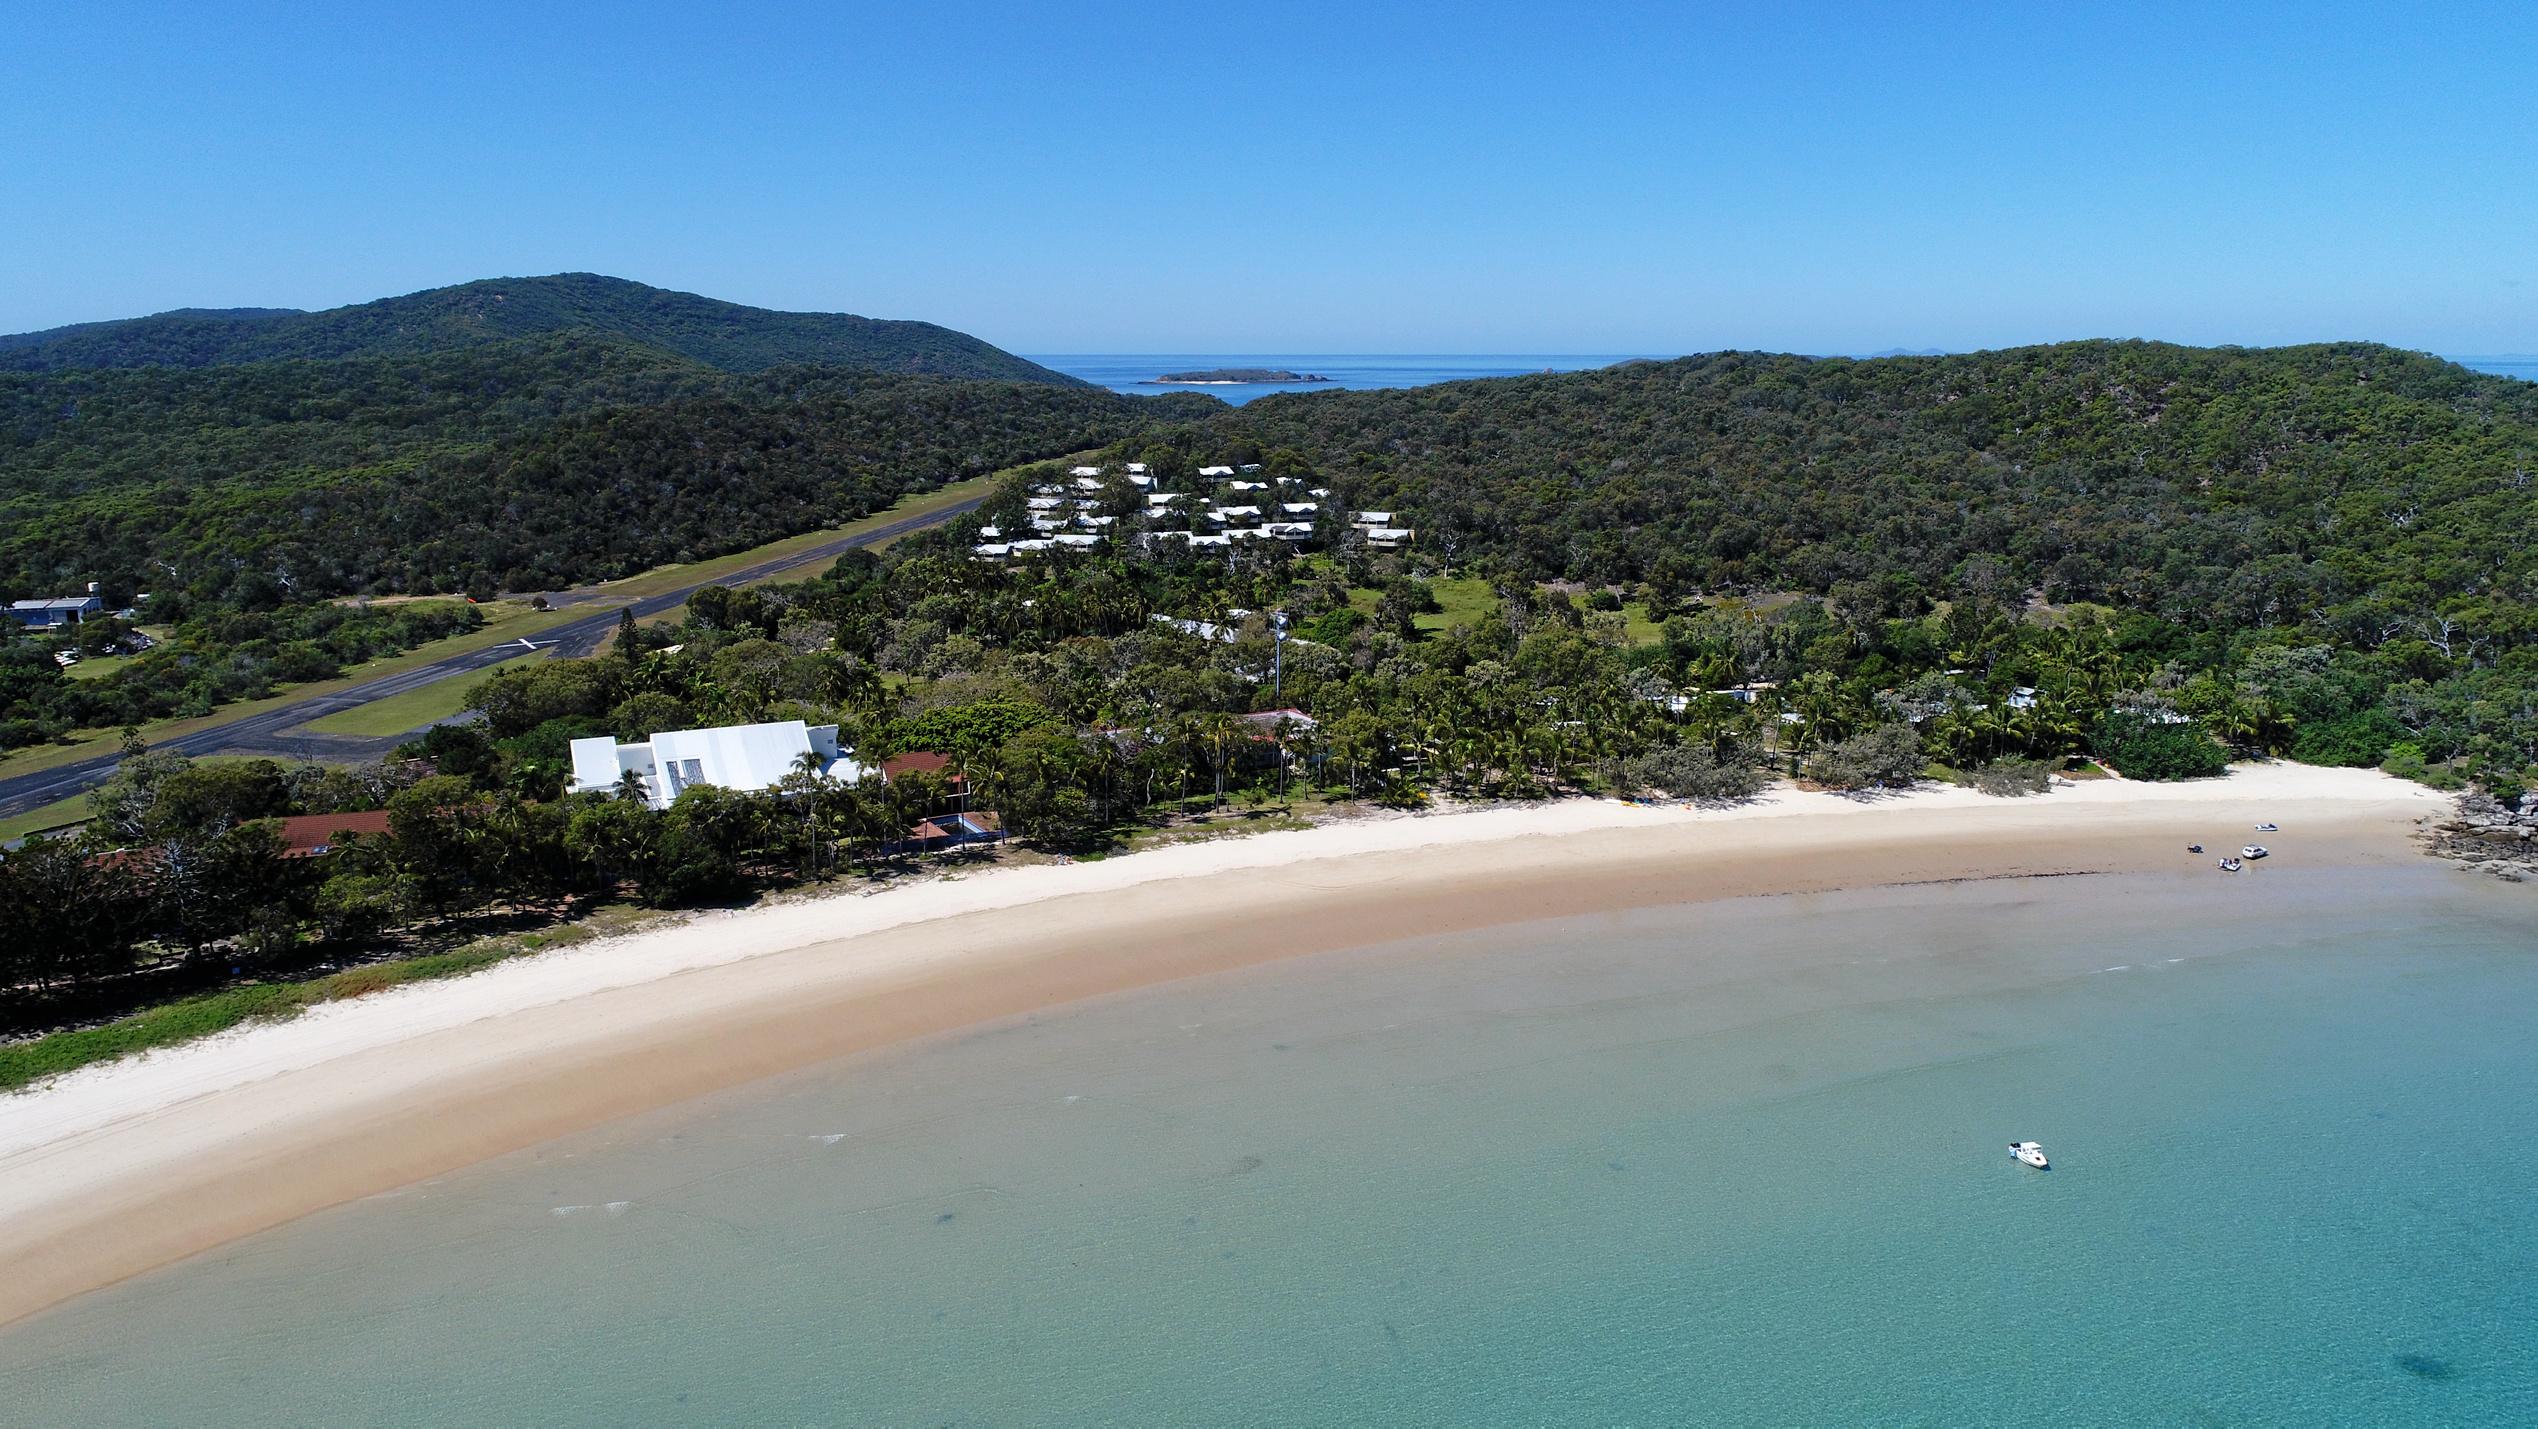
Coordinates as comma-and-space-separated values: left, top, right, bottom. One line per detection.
9, 337, 2538, 1074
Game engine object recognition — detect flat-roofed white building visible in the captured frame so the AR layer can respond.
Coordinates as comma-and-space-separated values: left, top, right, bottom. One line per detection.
571, 720, 869, 810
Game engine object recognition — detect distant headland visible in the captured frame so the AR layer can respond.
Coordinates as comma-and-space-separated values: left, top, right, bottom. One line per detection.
1146, 367, 1332, 385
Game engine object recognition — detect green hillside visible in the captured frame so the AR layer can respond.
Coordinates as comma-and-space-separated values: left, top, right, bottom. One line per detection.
1216, 341, 2538, 634
0, 273, 1079, 384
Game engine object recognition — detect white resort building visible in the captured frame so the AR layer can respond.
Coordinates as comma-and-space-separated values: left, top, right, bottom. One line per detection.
569, 719, 870, 810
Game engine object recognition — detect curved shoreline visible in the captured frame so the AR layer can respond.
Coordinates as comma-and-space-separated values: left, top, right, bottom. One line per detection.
0, 767, 2446, 1329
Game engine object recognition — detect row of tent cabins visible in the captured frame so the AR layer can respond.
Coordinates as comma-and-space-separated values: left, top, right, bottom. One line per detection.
566, 719, 1004, 851
971, 461, 1413, 561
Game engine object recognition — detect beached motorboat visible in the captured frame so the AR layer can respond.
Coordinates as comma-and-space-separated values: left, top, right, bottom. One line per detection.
2242, 845, 2270, 860
2254, 822, 2280, 832
2010, 1141, 2049, 1169
2219, 857, 2243, 873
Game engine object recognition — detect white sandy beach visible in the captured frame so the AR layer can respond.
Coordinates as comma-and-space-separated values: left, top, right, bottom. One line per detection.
0, 765, 2448, 1327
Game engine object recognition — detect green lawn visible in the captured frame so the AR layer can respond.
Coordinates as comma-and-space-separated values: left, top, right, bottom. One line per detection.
0, 792, 91, 843
61, 654, 134, 682
1567, 593, 1666, 645
1416, 577, 1500, 633
299, 649, 549, 737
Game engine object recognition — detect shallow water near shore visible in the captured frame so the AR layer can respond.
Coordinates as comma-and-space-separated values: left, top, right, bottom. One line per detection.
6, 865, 2535, 1423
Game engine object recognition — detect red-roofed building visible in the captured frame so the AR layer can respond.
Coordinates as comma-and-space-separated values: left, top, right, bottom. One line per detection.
272, 810, 393, 859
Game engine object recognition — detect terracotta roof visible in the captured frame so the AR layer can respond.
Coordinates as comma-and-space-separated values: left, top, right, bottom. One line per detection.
273, 810, 393, 858
881, 751, 952, 779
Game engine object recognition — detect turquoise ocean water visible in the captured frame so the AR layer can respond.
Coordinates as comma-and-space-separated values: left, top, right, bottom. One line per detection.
1041, 354, 2536, 405
4, 866, 2535, 1424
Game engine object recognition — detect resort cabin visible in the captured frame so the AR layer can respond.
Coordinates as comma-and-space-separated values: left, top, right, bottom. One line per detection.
1210, 505, 1263, 522
570, 720, 869, 810
1280, 502, 1318, 515
1228, 480, 1270, 492
1198, 464, 1235, 477
1125, 462, 1148, 475
1069, 465, 1103, 477
1351, 511, 1395, 527
1025, 495, 1064, 510
1146, 492, 1184, 505
1362, 526, 1415, 549
1155, 613, 1241, 644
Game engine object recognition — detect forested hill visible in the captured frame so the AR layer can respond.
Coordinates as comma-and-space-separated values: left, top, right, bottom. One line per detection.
1220, 341, 2538, 632
0, 274, 1079, 385
0, 334, 1200, 603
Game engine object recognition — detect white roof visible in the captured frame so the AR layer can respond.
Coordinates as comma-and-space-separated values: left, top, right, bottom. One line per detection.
1212, 505, 1262, 519
1074, 477, 1102, 490
1054, 533, 1102, 547
1188, 533, 1233, 547
1070, 465, 1102, 476
1125, 462, 1148, 474
1365, 526, 1415, 541
1198, 465, 1234, 477
1009, 538, 1056, 552
1281, 502, 1318, 515
1237, 463, 1262, 471
571, 721, 865, 810
1128, 474, 1154, 487
973, 542, 1013, 557
1026, 496, 1063, 509
1146, 492, 1183, 504
1353, 511, 1394, 524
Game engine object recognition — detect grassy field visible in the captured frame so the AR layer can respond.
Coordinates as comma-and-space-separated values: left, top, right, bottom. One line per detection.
0, 601, 581, 781
1567, 593, 1666, 645
61, 654, 133, 682
594, 470, 1010, 608
300, 649, 548, 737
1416, 576, 1500, 634
0, 792, 91, 843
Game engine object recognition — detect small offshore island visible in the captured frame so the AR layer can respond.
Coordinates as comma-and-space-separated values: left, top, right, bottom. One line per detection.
1147, 367, 1332, 385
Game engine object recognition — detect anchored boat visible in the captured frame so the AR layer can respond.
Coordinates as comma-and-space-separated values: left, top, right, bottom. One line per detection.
2010, 1141, 2050, 1169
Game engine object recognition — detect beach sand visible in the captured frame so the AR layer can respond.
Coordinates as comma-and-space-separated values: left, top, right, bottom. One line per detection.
0, 765, 2447, 1329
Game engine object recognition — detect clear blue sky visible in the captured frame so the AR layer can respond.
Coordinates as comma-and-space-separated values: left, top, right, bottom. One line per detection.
5, 2, 2533, 354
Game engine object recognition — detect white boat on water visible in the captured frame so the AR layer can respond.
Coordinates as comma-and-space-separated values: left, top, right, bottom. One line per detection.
2010, 1141, 2050, 1169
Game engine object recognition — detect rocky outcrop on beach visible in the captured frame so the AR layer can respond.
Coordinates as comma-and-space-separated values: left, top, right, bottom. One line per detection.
2421, 792, 2538, 882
